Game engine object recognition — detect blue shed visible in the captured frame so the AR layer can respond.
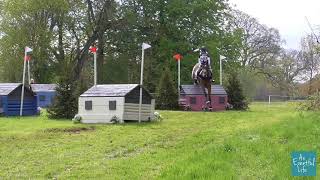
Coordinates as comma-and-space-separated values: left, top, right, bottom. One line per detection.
31, 84, 57, 108
0, 83, 38, 116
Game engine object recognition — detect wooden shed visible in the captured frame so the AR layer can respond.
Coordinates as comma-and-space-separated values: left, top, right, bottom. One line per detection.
0, 83, 38, 116
31, 84, 57, 108
179, 85, 228, 111
78, 84, 155, 123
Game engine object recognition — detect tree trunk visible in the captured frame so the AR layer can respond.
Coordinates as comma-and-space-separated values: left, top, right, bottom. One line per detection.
97, 31, 105, 84
72, 0, 113, 82
308, 69, 313, 95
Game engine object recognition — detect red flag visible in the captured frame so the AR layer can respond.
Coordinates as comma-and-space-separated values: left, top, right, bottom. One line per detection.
173, 53, 182, 61
89, 46, 97, 53
24, 55, 31, 61
23, 46, 32, 61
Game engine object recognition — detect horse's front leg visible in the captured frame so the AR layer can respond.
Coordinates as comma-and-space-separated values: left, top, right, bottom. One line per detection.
201, 86, 208, 110
207, 96, 212, 111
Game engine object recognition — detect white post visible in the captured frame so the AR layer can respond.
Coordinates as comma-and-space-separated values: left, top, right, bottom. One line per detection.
268, 95, 271, 105
94, 52, 97, 86
220, 56, 223, 85
28, 60, 31, 84
178, 59, 181, 92
20, 51, 27, 116
138, 48, 145, 123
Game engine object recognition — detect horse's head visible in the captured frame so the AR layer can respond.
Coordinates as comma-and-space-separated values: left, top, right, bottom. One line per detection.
200, 65, 210, 79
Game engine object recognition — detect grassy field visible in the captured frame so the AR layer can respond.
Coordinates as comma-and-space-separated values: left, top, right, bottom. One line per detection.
0, 103, 319, 179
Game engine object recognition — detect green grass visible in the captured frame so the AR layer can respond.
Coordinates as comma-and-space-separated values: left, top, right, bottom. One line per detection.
0, 103, 319, 179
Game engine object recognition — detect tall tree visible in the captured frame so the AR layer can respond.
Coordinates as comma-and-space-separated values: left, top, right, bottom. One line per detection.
48, 0, 119, 118
230, 9, 281, 69
0, 0, 69, 83
301, 34, 320, 95
259, 49, 306, 94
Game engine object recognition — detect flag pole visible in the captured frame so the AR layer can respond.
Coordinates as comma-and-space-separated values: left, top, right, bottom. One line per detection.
220, 56, 222, 85
20, 49, 27, 116
94, 51, 97, 86
178, 58, 181, 93
139, 43, 151, 123
173, 54, 182, 98
219, 55, 226, 86
28, 61, 30, 84
138, 48, 145, 123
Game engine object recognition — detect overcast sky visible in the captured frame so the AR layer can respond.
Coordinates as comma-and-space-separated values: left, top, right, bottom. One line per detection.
229, 0, 320, 50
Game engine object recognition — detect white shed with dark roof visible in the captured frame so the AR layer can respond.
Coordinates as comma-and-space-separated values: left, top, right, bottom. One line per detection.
78, 84, 155, 123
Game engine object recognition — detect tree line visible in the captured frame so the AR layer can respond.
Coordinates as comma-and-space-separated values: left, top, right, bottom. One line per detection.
0, 0, 319, 117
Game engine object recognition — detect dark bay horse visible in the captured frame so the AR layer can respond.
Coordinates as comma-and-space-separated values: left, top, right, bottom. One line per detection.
192, 63, 213, 111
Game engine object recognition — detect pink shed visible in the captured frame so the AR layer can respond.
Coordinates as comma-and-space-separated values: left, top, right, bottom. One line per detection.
179, 85, 228, 111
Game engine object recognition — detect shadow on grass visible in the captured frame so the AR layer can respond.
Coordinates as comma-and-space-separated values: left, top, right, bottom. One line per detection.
44, 126, 96, 134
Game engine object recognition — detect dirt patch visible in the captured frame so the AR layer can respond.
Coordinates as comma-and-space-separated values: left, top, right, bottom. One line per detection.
105, 147, 145, 159
45, 126, 95, 134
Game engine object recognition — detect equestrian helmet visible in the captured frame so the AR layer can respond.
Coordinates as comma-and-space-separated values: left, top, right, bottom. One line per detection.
200, 47, 208, 55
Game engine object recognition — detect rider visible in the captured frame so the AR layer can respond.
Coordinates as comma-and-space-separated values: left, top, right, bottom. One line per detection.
194, 47, 213, 84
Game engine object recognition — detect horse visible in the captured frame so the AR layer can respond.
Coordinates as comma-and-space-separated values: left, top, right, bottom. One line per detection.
192, 63, 213, 111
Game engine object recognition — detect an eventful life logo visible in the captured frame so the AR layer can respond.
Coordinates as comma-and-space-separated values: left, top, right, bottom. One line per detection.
291, 151, 316, 176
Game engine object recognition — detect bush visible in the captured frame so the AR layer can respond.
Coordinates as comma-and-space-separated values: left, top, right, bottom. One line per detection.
225, 72, 249, 110
155, 68, 179, 110
298, 92, 320, 111
47, 76, 78, 119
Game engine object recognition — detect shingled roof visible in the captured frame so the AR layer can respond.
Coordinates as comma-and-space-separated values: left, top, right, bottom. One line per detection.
31, 84, 57, 92
0, 83, 22, 95
0, 83, 31, 96
80, 84, 140, 97
180, 85, 227, 95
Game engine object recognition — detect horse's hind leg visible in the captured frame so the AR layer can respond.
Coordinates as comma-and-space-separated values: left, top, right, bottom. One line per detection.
207, 84, 213, 111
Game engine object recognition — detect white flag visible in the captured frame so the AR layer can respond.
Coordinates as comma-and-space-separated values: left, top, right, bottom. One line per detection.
142, 43, 151, 50
220, 55, 226, 60
25, 47, 33, 53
